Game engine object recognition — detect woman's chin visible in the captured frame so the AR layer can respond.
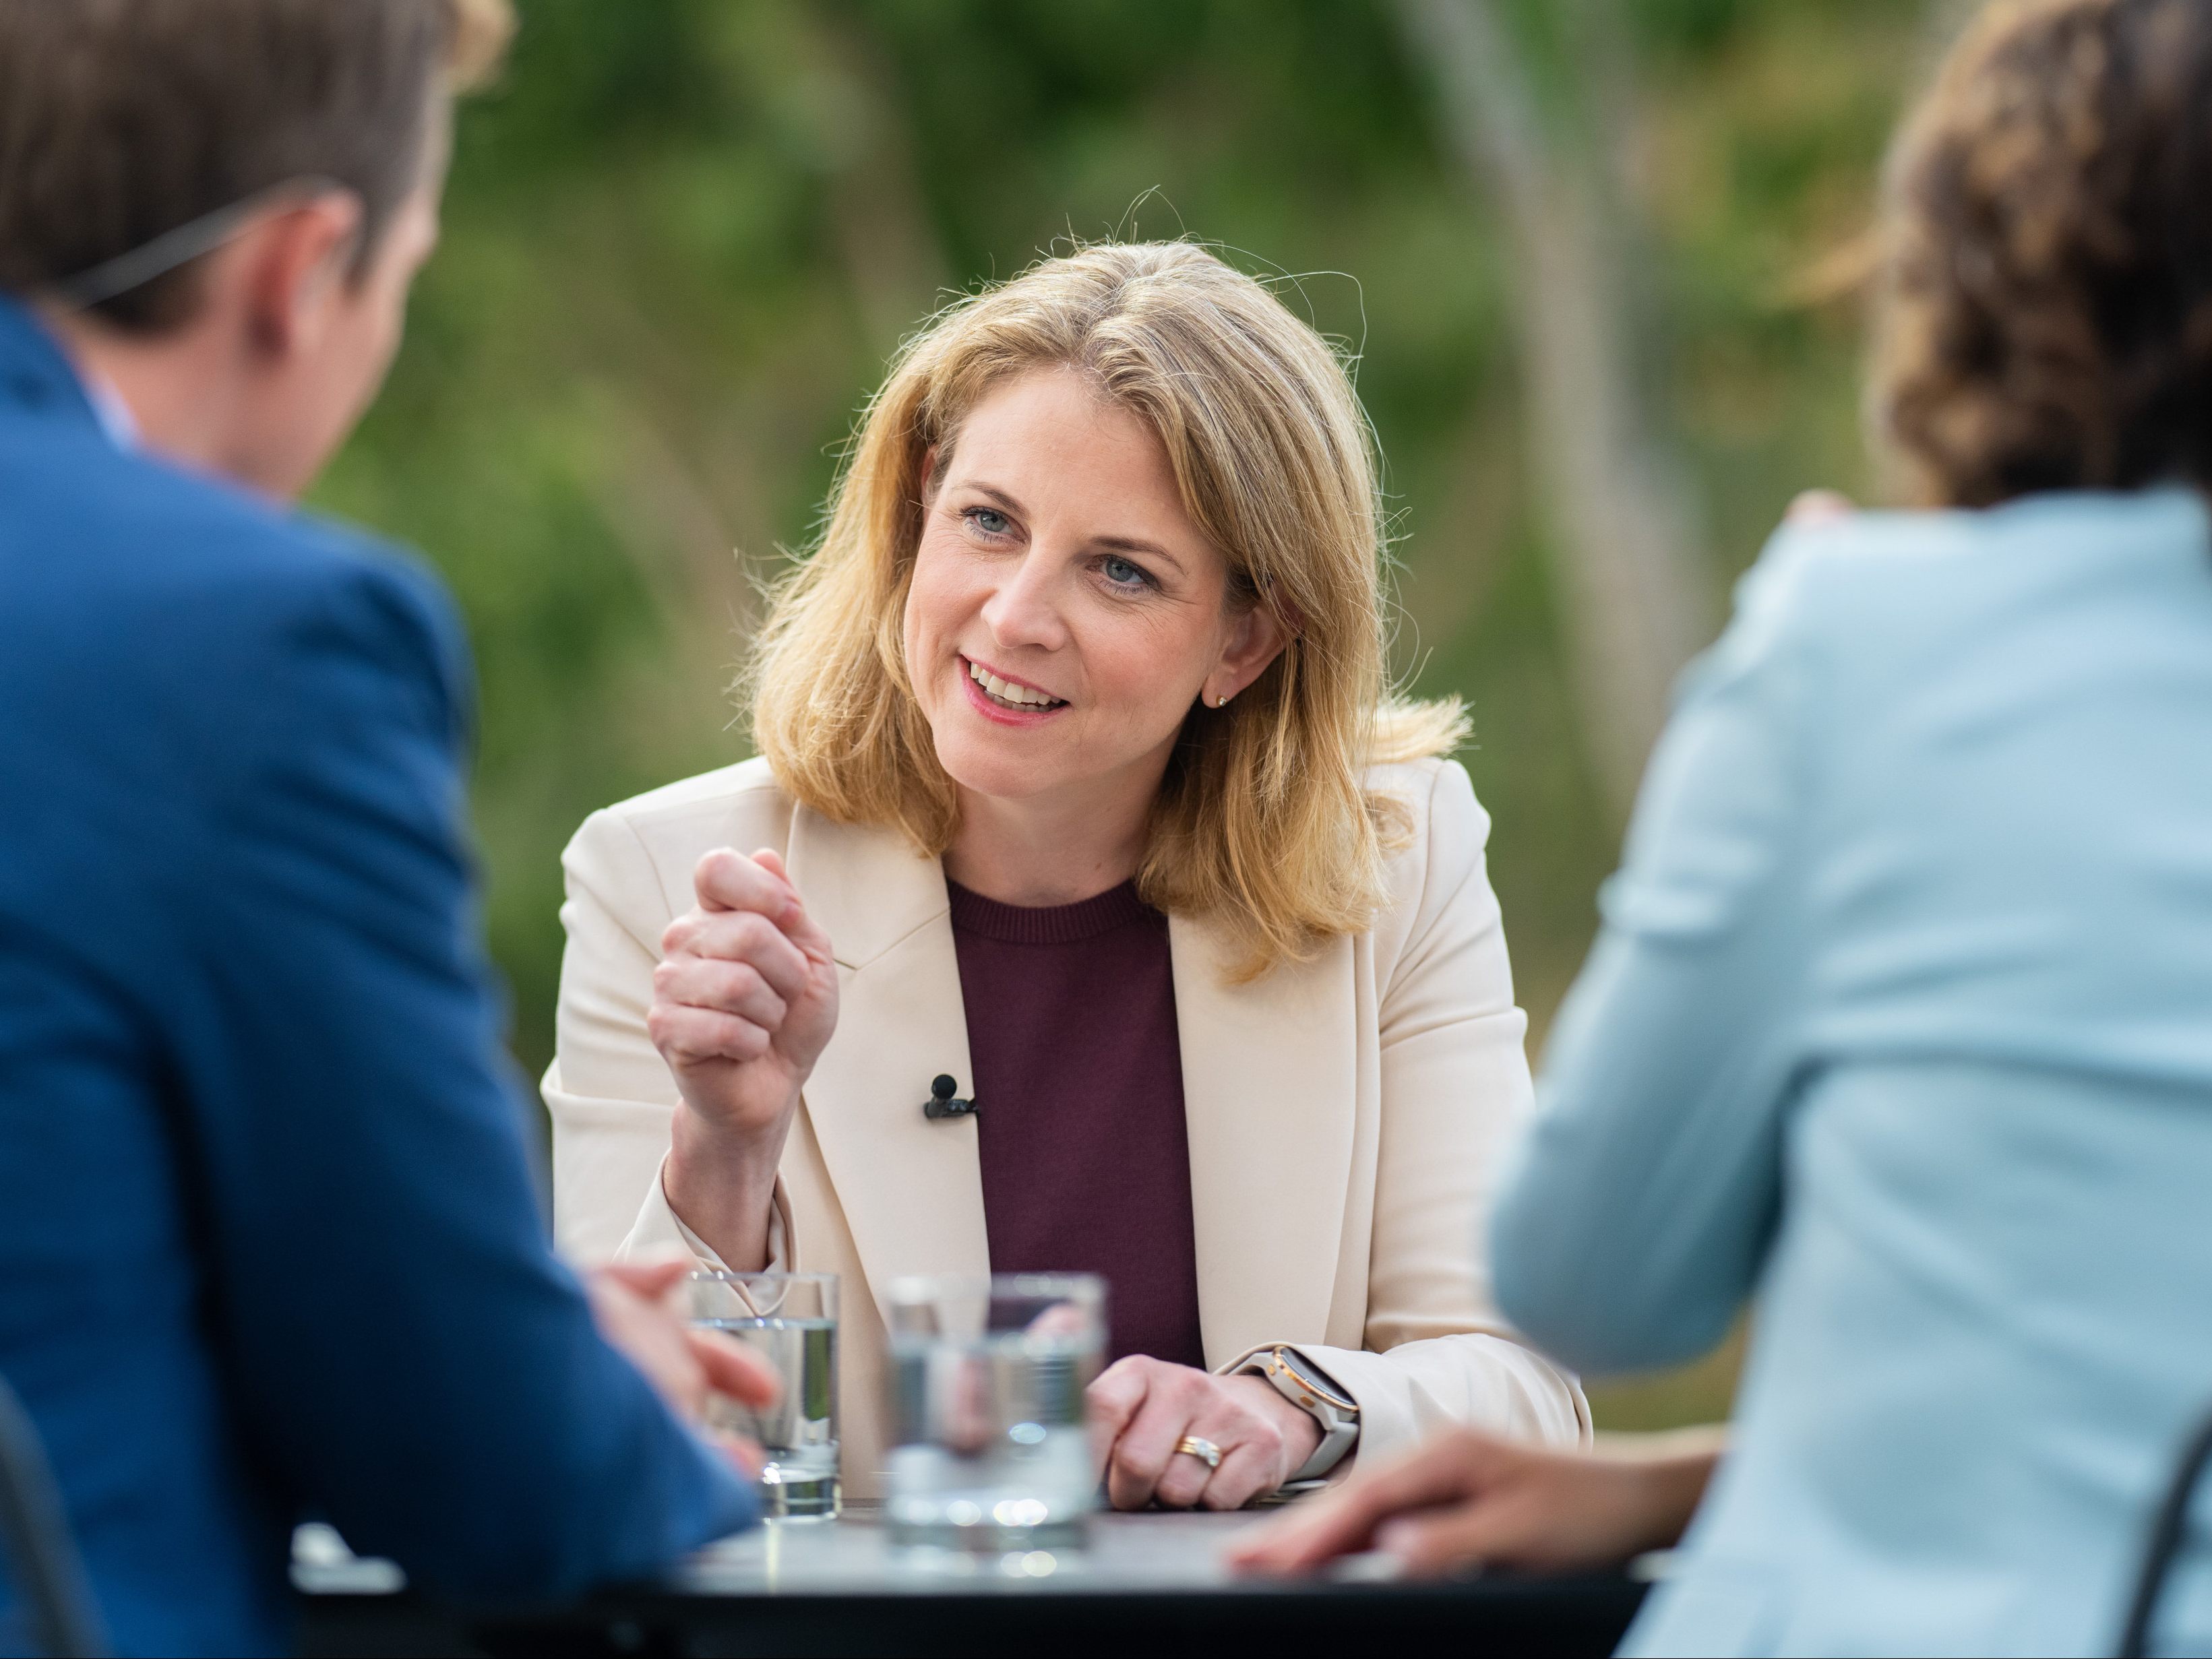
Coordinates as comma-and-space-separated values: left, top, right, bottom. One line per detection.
935, 747, 1064, 805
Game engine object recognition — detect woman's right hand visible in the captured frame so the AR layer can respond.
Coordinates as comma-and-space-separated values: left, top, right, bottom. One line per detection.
651, 847, 839, 1266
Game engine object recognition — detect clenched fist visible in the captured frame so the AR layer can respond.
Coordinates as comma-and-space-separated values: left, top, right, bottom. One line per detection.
652, 847, 839, 1269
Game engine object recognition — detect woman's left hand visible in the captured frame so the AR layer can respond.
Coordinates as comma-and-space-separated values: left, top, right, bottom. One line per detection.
1087, 1356, 1324, 1510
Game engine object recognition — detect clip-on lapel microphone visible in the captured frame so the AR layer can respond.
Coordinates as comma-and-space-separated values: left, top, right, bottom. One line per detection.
921, 1074, 979, 1121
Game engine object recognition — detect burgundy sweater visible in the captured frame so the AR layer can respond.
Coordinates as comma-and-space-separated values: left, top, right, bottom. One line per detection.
946, 878, 1206, 1370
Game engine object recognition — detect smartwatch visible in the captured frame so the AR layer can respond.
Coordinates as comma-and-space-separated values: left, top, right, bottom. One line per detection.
1239, 1344, 1361, 1482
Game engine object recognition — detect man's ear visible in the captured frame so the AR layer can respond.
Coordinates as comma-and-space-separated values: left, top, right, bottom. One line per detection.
239, 194, 365, 359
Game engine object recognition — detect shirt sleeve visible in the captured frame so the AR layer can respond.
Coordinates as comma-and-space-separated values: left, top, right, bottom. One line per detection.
1489, 530, 1822, 1376
177, 551, 754, 1596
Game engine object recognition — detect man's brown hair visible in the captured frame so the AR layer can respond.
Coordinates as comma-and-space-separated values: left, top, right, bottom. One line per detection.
0, 0, 513, 332
1875, 0, 2212, 506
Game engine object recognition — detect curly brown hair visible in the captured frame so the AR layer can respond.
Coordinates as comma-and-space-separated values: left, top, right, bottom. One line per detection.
1875, 0, 2212, 507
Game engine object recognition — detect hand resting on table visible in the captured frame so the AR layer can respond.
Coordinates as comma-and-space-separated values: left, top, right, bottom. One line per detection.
1088, 1355, 1324, 1511
1229, 1425, 1723, 1577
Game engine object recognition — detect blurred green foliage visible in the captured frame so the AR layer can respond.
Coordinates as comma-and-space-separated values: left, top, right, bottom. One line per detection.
313, 0, 1935, 1425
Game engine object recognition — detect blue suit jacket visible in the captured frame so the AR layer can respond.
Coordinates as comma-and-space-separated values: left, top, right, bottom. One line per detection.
1494, 491, 2212, 1655
0, 296, 754, 1656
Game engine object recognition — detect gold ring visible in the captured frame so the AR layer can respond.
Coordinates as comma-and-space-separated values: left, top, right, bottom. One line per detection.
1175, 1435, 1223, 1470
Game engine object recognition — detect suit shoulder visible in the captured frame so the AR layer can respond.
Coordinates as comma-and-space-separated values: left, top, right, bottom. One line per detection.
1365, 755, 1486, 856
11, 434, 460, 663
1361, 755, 1491, 935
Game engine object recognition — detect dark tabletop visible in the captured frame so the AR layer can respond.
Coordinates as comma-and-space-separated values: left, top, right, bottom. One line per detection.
295, 1509, 1649, 1657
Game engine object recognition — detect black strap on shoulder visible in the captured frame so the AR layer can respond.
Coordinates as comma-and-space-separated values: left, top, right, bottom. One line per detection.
2118, 1400, 2212, 1658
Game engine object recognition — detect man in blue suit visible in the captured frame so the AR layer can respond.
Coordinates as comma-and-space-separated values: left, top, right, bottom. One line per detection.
0, 3, 768, 1652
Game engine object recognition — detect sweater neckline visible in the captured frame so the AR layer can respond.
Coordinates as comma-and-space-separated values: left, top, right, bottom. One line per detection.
945, 877, 1159, 944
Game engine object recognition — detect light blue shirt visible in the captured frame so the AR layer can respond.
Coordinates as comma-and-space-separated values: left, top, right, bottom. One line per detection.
1493, 489, 2212, 1656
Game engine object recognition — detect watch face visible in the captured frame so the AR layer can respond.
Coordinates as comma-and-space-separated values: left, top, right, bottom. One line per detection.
1273, 1348, 1357, 1416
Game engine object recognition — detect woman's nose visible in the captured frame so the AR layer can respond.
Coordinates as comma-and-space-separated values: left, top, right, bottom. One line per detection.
979, 550, 1070, 652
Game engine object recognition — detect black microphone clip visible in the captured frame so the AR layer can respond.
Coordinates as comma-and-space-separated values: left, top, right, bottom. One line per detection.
922, 1074, 979, 1121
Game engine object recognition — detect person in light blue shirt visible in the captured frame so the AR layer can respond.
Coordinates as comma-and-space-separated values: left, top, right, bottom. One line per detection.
1237, 3, 2212, 1652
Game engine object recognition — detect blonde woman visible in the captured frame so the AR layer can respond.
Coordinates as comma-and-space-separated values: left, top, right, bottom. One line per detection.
547, 242, 1590, 1507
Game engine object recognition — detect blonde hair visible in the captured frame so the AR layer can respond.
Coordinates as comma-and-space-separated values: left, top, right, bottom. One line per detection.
747, 241, 1466, 978
446, 0, 516, 90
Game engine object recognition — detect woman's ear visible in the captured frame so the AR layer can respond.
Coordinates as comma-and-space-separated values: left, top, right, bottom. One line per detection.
1206, 601, 1292, 707
917, 444, 939, 502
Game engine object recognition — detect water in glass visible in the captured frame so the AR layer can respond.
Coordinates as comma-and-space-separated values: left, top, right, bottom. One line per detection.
883, 1273, 1105, 1551
689, 1272, 839, 1519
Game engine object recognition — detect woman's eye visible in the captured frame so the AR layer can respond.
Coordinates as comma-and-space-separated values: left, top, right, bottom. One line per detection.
1101, 555, 1151, 590
964, 507, 1012, 538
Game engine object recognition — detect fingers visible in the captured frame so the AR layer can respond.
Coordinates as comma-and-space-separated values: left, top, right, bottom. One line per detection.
692, 846, 799, 920
1197, 1436, 1281, 1512
596, 1258, 690, 1305
1150, 1425, 1220, 1511
584, 1270, 710, 1423
686, 847, 839, 967
687, 1326, 781, 1411
712, 1430, 768, 1481
661, 908, 814, 1006
647, 1001, 772, 1065
1372, 1503, 1514, 1578
1102, 1367, 1211, 1510
654, 956, 789, 1031
1086, 1356, 1149, 1476
1228, 1429, 1506, 1573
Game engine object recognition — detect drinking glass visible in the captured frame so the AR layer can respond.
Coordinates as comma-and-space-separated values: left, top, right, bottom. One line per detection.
882, 1272, 1105, 1551
687, 1271, 840, 1520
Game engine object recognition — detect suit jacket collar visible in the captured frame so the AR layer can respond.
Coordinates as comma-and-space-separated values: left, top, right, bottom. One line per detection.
0, 292, 103, 435
782, 802, 1352, 1360
782, 806, 991, 1303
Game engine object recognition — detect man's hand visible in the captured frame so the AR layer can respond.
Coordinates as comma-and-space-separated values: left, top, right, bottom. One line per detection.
584, 1259, 780, 1477
1087, 1357, 1324, 1511
1227, 1425, 1723, 1579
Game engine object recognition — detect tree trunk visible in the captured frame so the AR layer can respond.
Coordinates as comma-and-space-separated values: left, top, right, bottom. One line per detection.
1390, 0, 1715, 819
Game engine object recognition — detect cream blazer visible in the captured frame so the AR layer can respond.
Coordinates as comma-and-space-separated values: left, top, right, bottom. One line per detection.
544, 753, 1590, 1498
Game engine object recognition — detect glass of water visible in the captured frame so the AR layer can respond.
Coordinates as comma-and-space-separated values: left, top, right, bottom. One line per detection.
882, 1272, 1105, 1551
687, 1271, 839, 1520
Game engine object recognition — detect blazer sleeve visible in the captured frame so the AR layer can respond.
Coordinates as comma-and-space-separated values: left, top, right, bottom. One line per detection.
1489, 532, 1818, 1375
543, 805, 692, 1263
1233, 761, 1591, 1462
181, 551, 752, 1594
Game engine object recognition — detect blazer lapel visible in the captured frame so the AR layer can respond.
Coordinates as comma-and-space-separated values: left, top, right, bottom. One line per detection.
1169, 918, 1358, 1366
782, 807, 990, 1312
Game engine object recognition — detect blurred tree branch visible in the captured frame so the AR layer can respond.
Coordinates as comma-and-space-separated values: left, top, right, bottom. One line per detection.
1390, 0, 1714, 821
802, 2, 949, 358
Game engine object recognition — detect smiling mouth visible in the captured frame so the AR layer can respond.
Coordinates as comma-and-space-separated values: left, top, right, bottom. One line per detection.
964, 657, 1067, 712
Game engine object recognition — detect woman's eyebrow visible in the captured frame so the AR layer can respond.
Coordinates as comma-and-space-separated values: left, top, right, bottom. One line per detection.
967, 482, 1028, 515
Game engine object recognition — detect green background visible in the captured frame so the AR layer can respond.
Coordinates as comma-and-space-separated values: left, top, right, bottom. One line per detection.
313, 0, 1938, 1426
